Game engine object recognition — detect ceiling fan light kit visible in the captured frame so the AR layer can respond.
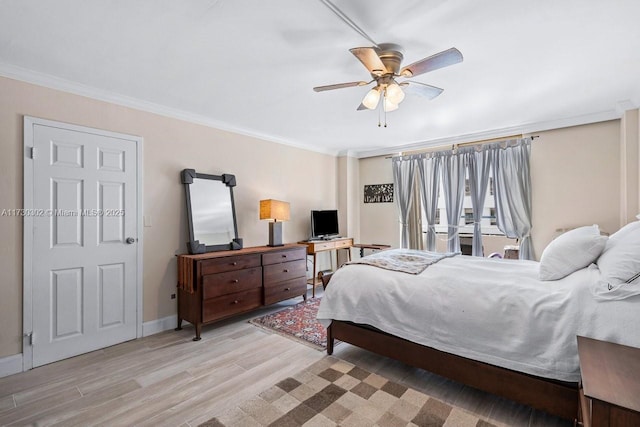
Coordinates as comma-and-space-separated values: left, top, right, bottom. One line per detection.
314, 43, 463, 125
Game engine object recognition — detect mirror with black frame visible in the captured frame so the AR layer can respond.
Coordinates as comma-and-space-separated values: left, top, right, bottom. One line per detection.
181, 169, 243, 254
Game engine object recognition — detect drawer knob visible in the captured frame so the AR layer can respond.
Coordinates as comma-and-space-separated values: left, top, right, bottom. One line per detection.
233, 300, 239, 304
232, 279, 239, 283
284, 269, 289, 273
284, 287, 290, 291
282, 254, 287, 258
231, 262, 237, 266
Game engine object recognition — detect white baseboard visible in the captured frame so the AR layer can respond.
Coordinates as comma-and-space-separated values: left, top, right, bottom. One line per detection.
142, 314, 178, 337
0, 317, 179, 378
0, 353, 23, 378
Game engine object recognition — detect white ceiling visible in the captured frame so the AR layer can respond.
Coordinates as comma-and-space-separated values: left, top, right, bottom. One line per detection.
1, 0, 639, 157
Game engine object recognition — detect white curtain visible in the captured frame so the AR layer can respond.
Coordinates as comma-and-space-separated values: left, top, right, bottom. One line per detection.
441, 151, 466, 253
392, 155, 417, 249
464, 146, 492, 256
491, 138, 534, 260
408, 181, 424, 250
417, 153, 442, 251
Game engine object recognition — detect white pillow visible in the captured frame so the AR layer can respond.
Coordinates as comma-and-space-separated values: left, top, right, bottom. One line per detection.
597, 225, 640, 287
539, 225, 608, 281
607, 219, 640, 247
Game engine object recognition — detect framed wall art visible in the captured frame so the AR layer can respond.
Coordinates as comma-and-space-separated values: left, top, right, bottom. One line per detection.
364, 183, 394, 203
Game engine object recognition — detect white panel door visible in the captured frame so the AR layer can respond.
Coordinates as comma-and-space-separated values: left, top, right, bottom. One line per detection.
30, 122, 138, 367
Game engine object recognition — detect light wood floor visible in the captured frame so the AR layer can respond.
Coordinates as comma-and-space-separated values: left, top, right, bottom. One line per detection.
0, 291, 571, 427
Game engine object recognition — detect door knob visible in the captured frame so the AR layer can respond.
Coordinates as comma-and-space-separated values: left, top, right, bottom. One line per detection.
126, 237, 136, 244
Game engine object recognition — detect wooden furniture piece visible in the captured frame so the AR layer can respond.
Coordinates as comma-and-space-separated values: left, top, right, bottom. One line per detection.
321, 273, 578, 421
352, 243, 391, 257
504, 245, 520, 259
327, 321, 578, 420
298, 237, 353, 298
577, 336, 640, 427
176, 244, 307, 340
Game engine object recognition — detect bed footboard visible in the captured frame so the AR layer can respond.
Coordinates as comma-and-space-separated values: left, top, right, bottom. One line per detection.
327, 320, 578, 421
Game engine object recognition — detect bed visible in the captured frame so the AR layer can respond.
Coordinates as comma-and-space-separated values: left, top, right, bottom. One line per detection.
316, 231, 640, 421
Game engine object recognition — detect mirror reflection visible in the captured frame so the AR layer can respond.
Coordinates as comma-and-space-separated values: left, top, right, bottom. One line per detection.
190, 178, 235, 246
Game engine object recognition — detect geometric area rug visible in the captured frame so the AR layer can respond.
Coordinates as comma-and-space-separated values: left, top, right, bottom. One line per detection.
249, 298, 333, 351
199, 357, 505, 427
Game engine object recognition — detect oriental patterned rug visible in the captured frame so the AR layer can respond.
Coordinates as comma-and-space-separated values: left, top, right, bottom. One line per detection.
249, 298, 332, 351
199, 357, 505, 427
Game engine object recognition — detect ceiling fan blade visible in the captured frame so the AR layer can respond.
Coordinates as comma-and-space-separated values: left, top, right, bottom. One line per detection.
401, 81, 444, 100
400, 47, 463, 78
350, 47, 388, 76
313, 81, 368, 92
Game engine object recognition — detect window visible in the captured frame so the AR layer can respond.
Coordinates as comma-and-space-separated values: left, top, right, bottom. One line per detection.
422, 168, 503, 236
464, 208, 474, 225
489, 208, 497, 226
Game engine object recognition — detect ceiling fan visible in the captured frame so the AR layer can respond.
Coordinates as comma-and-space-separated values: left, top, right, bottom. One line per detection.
314, 0, 463, 122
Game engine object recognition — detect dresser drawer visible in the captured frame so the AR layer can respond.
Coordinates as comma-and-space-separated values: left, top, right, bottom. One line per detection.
262, 247, 306, 266
263, 260, 306, 285
202, 288, 262, 322
199, 254, 261, 275
202, 267, 262, 299
264, 277, 307, 305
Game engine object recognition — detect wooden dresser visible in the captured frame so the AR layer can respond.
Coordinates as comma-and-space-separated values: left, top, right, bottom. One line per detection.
577, 336, 640, 427
176, 244, 307, 340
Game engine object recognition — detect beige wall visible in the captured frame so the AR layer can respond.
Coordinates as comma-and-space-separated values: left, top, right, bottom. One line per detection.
358, 156, 400, 249
620, 109, 640, 224
357, 120, 624, 261
530, 120, 621, 257
0, 76, 337, 358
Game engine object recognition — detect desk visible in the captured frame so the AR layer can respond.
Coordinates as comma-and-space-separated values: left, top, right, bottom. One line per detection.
352, 243, 391, 257
577, 336, 640, 426
298, 237, 353, 298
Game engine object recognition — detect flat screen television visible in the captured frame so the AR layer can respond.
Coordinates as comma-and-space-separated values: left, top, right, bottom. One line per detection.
311, 210, 339, 239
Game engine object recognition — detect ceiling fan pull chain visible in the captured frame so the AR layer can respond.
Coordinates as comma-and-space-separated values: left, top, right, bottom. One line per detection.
383, 89, 388, 127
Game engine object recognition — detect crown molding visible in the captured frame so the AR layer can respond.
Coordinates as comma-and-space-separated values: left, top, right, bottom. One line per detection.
0, 62, 339, 156
1, 62, 636, 160
354, 108, 628, 159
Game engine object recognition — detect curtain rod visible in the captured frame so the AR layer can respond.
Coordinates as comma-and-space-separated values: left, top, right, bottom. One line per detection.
385, 134, 539, 159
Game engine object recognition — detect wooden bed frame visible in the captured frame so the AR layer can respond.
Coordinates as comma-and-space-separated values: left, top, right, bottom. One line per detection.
326, 321, 578, 420
318, 273, 578, 421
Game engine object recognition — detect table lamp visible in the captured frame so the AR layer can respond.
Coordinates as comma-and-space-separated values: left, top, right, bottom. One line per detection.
259, 199, 290, 247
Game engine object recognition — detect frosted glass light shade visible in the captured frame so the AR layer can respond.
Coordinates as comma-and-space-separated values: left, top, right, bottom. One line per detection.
386, 83, 405, 104
383, 98, 399, 112
362, 87, 381, 109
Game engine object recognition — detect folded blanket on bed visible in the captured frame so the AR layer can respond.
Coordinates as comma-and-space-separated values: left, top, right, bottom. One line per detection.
346, 248, 458, 274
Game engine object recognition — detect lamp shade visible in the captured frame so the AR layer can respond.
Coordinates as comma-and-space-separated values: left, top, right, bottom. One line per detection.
259, 199, 290, 222
383, 98, 399, 112
386, 83, 405, 104
362, 87, 381, 110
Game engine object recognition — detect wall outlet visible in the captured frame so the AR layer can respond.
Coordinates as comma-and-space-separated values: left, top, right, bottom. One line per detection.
170, 293, 176, 299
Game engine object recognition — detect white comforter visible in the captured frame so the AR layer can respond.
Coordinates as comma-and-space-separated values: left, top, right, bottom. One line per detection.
317, 253, 640, 382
